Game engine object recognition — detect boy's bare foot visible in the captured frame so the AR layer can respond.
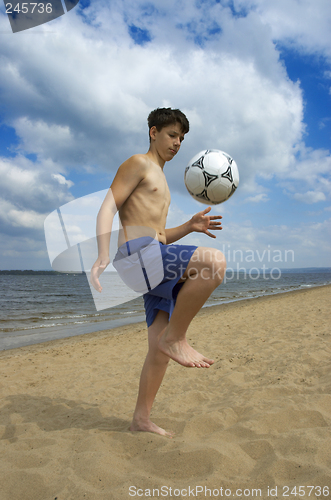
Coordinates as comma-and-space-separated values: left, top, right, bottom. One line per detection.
130, 419, 174, 438
158, 330, 214, 368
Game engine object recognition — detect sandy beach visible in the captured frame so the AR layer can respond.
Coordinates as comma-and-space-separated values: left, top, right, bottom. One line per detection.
0, 285, 330, 500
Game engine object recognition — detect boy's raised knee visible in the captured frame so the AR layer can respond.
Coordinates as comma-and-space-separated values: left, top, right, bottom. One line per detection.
197, 248, 226, 284
184, 247, 226, 283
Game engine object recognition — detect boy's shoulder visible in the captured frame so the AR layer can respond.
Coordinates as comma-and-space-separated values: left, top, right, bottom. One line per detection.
128, 153, 149, 166
119, 153, 150, 172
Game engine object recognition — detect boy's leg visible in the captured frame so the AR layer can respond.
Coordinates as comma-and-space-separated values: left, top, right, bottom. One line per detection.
158, 247, 226, 368
130, 310, 173, 437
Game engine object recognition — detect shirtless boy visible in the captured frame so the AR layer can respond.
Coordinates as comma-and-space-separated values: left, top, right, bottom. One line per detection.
91, 108, 226, 436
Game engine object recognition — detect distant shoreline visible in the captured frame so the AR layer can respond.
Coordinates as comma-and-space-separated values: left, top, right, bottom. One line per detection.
0, 270, 85, 275
1, 267, 330, 275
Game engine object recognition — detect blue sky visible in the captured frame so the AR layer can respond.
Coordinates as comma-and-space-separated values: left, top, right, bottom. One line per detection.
0, 0, 330, 270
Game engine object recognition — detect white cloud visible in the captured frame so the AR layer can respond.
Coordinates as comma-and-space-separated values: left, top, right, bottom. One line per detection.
293, 191, 326, 204
0, 156, 74, 208
51, 173, 74, 187
235, 0, 331, 60
9, 207, 46, 230
277, 144, 331, 202
245, 193, 269, 203
0, 197, 45, 230
14, 118, 73, 161
0, 156, 74, 236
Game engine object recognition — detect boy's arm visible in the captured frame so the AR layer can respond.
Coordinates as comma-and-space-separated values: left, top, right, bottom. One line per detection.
95, 188, 117, 261
165, 207, 222, 244
90, 156, 146, 292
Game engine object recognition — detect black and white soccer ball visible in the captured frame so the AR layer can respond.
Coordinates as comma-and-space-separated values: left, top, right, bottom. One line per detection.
184, 149, 239, 205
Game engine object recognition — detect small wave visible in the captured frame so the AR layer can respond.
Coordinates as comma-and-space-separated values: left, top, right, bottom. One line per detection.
48, 314, 90, 320
0, 323, 59, 332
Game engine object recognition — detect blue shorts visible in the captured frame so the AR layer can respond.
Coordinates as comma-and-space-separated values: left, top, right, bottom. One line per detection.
113, 237, 197, 327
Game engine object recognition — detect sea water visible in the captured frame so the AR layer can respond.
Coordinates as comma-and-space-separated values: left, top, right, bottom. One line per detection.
0, 268, 330, 349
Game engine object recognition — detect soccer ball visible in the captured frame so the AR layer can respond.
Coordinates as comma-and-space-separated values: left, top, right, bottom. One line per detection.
184, 149, 239, 204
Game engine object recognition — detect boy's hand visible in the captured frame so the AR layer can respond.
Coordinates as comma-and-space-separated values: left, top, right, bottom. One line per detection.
190, 207, 222, 238
90, 256, 110, 292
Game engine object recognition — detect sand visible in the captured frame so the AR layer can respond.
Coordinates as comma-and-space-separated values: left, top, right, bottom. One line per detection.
0, 286, 330, 500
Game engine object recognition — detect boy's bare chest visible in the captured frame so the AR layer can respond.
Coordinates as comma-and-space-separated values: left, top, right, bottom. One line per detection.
140, 169, 171, 204
120, 166, 171, 232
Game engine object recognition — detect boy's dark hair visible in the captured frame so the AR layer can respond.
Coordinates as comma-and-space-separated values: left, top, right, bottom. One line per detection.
148, 108, 189, 139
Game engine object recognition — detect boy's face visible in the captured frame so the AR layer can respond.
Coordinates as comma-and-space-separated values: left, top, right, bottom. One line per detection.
150, 122, 185, 163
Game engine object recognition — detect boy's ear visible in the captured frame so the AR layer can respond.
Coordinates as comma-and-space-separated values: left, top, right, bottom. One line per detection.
149, 126, 158, 141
